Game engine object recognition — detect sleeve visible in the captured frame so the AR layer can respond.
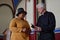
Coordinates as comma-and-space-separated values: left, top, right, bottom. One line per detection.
26, 21, 31, 34
41, 13, 56, 32
9, 19, 21, 33
36, 17, 40, 26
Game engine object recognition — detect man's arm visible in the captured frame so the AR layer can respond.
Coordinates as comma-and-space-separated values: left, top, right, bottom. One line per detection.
41, 12, 56, 32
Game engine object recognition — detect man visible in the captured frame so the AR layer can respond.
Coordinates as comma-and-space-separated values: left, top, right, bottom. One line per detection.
35, 3, 56, 40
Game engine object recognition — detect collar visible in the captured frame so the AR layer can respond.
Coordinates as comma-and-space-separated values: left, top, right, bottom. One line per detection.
41, 11, 47, 16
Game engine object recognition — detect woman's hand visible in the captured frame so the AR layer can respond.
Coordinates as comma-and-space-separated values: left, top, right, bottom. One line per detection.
22, 28, 31, 34
19, 27, 31, 34
21, 28, 26, 32
19, 28, 26, 33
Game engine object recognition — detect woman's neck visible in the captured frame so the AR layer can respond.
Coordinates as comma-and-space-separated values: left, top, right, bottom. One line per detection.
17, 17, 24, 20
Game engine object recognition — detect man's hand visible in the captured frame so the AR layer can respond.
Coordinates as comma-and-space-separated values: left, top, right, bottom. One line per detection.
35, 26, 42, 31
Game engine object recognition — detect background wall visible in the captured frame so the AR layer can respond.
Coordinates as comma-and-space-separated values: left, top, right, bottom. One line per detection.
17, 0, 25, 10
0, 6, 13, 33
0, 0, 13, 9
0, 0, 13, 34
46, 0, 60, 33
26, 0, 34, 27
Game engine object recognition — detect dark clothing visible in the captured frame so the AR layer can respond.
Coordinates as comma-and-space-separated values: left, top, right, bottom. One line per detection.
36, 11, 56, 40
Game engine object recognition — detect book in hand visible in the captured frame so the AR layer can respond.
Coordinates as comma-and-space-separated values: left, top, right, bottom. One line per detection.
31, 24, 35, 28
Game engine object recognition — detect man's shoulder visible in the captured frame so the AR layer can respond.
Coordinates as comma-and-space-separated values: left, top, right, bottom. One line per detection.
46, 11, 55, 18
46, 11, 54, 16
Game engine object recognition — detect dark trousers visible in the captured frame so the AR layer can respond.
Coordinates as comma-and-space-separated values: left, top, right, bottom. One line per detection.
37, 33, 55, 40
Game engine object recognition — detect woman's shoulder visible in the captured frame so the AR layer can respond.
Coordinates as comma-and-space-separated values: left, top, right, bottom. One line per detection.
24, 19, 29, 23
24, 19, 27, 22
11, 18, 17, 22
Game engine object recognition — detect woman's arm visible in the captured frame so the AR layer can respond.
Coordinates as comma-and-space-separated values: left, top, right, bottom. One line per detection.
9, 19, 21, 33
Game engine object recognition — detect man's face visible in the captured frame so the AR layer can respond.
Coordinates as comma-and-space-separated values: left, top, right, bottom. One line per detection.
37, 7, 44, 14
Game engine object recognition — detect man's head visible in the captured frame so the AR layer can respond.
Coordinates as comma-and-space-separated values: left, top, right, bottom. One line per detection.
36, 3, 45, 14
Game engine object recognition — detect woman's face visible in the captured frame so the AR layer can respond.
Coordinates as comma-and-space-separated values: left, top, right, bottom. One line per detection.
18, 13, 26, 19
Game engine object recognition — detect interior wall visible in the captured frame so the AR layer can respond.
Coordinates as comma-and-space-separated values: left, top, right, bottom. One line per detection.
0, 0, 13, 9
26, 0, 34, 26
0, 6, 13, 33
17, 0, 25, 9
46, 0, 60, 29
0, 0, 13, 34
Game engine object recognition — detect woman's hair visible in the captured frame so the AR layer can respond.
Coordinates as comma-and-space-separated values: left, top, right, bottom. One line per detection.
16, 11, 27, 16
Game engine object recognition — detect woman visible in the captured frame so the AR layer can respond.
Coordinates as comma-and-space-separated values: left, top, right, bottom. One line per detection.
9, 8, 31, 40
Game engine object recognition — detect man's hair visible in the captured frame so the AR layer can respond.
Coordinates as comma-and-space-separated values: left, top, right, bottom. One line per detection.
36, 3, 45, 9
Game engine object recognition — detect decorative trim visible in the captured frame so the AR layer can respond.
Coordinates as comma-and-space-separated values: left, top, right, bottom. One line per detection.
34, 0, 36, 40
0, 4, 14, 17
12, 0, 16, 17
34, 0, 36, 25
54, 28, 60, 33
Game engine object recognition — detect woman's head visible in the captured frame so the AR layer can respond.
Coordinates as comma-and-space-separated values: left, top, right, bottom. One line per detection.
16, 8, 27, 19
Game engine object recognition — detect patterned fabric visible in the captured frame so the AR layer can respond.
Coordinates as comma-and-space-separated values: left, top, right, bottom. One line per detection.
13, 0, 19, 8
